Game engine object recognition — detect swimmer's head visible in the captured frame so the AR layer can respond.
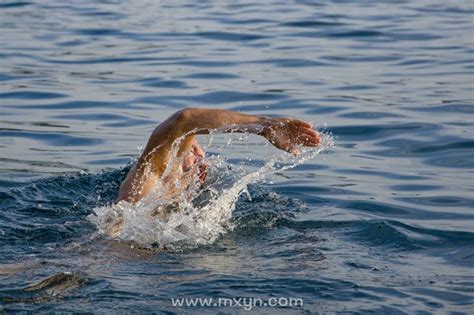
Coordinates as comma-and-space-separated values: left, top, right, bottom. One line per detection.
181, 141, 207, 185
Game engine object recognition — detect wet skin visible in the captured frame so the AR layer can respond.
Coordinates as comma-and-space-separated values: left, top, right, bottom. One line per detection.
117, 108, 320, 203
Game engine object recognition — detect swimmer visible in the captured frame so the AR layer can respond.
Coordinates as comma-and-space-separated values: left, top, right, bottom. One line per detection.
117, 108, 320, 203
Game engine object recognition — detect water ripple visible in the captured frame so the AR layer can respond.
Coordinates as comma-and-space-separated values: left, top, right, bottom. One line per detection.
0, 91, 67, 99
1, 0, 473, 312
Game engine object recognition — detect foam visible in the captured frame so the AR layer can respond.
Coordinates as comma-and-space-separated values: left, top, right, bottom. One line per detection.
89, 132, 334, 249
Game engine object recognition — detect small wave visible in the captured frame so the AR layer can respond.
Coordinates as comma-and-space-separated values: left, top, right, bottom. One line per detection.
278, 217, 474, 251
0, 272, 89, 304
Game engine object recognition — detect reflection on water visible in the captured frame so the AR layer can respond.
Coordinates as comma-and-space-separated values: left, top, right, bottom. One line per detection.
1, 0, 473, 313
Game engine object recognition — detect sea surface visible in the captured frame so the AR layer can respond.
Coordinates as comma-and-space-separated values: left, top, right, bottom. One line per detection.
1, 0, 473, 313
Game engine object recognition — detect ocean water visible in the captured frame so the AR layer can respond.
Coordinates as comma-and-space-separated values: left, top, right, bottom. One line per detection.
1, 0, 473, 313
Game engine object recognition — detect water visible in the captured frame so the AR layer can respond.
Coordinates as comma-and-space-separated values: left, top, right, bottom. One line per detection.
0, 0, 473, 313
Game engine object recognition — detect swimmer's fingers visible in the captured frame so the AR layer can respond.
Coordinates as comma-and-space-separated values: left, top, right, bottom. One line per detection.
293, 119, 313, 129
263, 117, 318, 154
296, 130, 321, 146
287, 132, 319, 155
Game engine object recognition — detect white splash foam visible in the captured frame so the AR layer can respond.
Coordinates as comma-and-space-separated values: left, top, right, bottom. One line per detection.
89, 132, 334, 249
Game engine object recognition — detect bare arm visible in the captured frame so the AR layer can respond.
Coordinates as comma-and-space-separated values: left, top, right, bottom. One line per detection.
176, 108, 320, 153
117, 108, 320, 202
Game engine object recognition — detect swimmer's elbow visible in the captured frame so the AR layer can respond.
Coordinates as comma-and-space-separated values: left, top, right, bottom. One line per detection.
173, 107, 203, 133
175, 107, 198, 122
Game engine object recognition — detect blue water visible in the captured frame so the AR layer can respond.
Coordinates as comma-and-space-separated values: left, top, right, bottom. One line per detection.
1, 0, 473, 313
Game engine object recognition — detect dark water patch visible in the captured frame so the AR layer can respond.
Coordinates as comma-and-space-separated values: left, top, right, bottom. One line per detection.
53, 113, 131, 121
0, 1, 32, 8
93, 289, 156, 302
0, 272, 94, 304
17, 168, 127, 207
304, 105, 347, 114
396, 196, 473, 208
328, 30, 385, 38
101, 118, 153, 128
329, 123, 439, 141
391, 32, 444, 41
85, 158, 132, 166
409, 287, 473, 304
0, 91, 67, 100
0, 157, 83, 171
176, 60, 238, 67
413, 4, 474, 15
277, 218, 357, 232
344, 261, 380, 271
1, 121, 69, 129
44, 56, 169, 65
231, 187, 311, 234
294, 29, 443, 42
411, 140, 474, 154
333, 84, 376, 91
276, 218, 467, 251
251, 58, 328, 67
344, 220, 423, 250
350, 219, 473, 250
340, 199, 474, 220
232, 211, 288, 236
0, 180, 24, 189
139, 78, 189, 89
0, 73, 41, 82
181, 72, 240, 79
0, 169, 128, 257
321, 54, 402, 63
220, 18, 274, 25
196, 31, 265, 41
73, 28, 128, 36
273, 184, 362, 197
54, 39, 90, 47
370, 138, 474, 164
77, 9, 125, 19
394, 58, 436, 67
10, 100, 134, 110
339, 111, 405, 119
282, 20, 345, 28
389, 184, 443, 192
424, 153, 474, 169
286, 30, 386, 42
79, 11, 119, 17
321, 95, 382, 104
0, 129, 104, 147
263, 88, 288, 93
408, 103, 474, 114
0, 52, 45, 61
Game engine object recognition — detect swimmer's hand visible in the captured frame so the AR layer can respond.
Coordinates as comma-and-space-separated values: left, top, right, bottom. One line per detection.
261, 118, 320, 155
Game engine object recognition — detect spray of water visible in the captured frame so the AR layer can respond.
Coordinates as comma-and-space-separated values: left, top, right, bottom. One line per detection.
89, 131, 334, 249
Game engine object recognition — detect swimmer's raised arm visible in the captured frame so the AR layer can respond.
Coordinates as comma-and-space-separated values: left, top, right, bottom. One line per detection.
172, 107, 320, 152
117, 108, 320, 202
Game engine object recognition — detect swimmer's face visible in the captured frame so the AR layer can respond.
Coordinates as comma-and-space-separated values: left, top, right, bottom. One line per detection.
181, 141, 207, 185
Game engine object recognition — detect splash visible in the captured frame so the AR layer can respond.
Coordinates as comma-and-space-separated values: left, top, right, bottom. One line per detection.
89, 131, 334, 249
